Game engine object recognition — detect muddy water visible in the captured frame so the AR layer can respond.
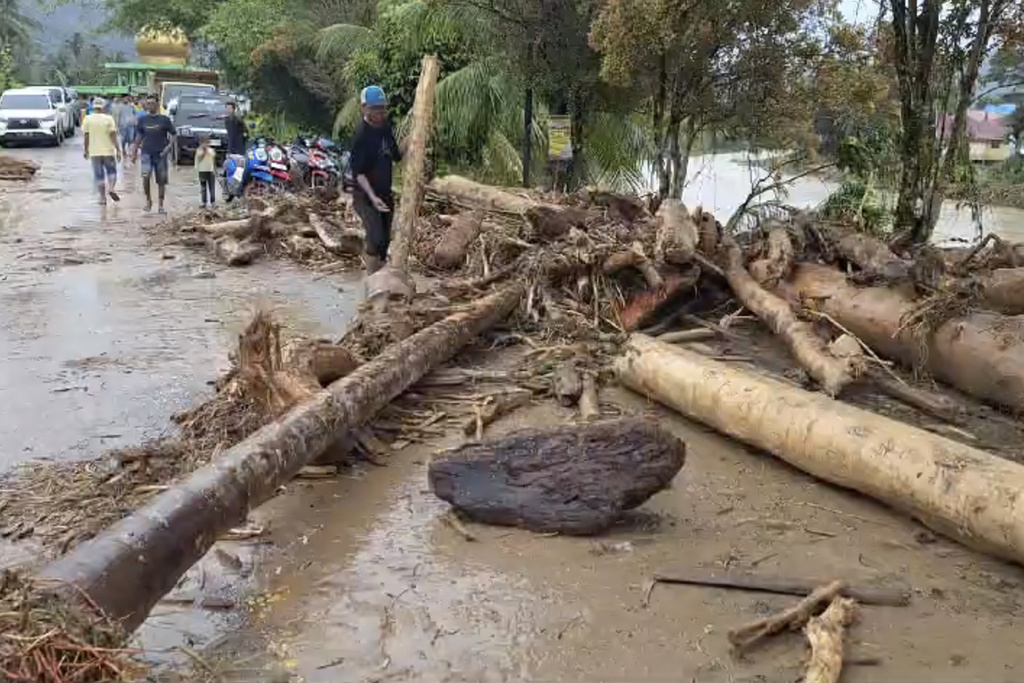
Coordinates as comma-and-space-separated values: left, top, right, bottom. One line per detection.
5, 142, 1024, 682
681, 152, 1024, 243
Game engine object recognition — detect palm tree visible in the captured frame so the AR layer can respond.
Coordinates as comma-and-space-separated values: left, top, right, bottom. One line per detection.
317, 0, 653, 191
0, 0, 38, 53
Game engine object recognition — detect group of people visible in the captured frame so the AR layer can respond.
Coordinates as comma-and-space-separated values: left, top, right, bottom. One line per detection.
79, 95, 249, 212
81, 94, 177, 212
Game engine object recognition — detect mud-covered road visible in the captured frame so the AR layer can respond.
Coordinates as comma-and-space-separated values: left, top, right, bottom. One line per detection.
4, 139, 1024, 683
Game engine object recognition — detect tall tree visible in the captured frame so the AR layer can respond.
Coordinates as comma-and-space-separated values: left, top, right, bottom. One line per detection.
0, 0, 39, 53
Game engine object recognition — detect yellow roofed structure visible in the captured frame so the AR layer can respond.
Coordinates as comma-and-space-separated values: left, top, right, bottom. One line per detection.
135, 26, 191, 67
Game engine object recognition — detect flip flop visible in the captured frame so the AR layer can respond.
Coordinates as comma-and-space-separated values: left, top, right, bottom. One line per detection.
108, 191, 120, 202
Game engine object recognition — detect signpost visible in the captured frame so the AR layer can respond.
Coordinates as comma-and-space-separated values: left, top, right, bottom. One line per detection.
547, 115, 572, 191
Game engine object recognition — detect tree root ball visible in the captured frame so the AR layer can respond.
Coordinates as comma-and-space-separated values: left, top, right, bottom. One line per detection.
428, 418, 686, 535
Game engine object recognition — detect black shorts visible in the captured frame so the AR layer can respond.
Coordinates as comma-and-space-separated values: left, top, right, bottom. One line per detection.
353, 191, 394, 258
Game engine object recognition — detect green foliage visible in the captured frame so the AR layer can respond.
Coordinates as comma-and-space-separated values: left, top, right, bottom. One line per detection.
0, 44, 20, 91
202, 0, 293, 79
104, 0, 221, 39
0, 0, 38, 53
819, 179, 892, 237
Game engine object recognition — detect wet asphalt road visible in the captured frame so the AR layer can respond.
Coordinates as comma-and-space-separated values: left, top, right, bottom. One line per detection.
0, 135, 360, 471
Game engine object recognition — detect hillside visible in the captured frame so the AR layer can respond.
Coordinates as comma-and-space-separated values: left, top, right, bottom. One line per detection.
24, 0, 135, 57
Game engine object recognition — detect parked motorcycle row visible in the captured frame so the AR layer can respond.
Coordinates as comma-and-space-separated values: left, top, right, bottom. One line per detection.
222, 135, 353, 201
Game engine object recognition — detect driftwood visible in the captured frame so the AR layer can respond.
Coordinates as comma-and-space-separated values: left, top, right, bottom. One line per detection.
651, 567, 909, 606
35, 283, 525, 633
721, 238, 855, 396
428, 175, 587, 241
975, 267, 1024, 315
830, 229, 909, 280
578, 372, 600, 420
212, 236, 263, 266
617, 336, 1024, 566
783, 263, 1024, 412
433, 210, 484, 269
868, 374, 965, 423
695, 207, 721, 255
552, 360, 584, 406
602, 242, 664, 288
655, 328, 717, 344
654, 199, 699, 265
309, 213, 364, 255
429, 418, 685, 535
728, 580, 845, 652
804, 597, 858, 683
580, 187, 648, 222
461, 389, 532, 437
0, 155, 40, 180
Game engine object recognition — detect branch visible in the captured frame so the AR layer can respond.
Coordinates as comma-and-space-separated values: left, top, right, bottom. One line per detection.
726, 162, 835, 232
973, 79, 1024, 104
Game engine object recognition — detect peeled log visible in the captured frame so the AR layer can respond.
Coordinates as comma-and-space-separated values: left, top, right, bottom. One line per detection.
429, 418, 686, 535
654, 199, 699, 265
433, 210, 483, 269
428, 175, 586, 241
782, 263, 1024, 412
35, 283, 525, 633
722, 240, 855, 396
616, 335, 1024, 566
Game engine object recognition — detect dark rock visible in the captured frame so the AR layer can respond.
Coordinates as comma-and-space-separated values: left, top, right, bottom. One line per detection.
428, 418, 685, 535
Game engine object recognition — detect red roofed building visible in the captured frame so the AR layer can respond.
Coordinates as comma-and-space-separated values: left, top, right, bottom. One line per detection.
938, 110, 1011, 162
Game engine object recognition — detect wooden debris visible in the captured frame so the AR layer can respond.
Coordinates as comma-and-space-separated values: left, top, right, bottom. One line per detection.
804, 597, 858, 683
578, 372, 600, 420
654, 199, 699, 265
434, 210, 484, 269
460, 389, 532, 437
552, 360, 584, 407
728, 580, 845, 652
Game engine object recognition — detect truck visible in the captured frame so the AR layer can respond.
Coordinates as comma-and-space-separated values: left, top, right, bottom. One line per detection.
149, 68, 221, 113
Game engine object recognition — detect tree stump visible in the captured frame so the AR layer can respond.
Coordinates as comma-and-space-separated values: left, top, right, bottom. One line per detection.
428, 418, 686, 535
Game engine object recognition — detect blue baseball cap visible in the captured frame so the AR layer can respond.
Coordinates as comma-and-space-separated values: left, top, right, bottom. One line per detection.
360, 85, 387, 107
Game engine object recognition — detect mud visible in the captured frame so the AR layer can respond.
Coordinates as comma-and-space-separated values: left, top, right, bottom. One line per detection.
6, 139, 1024, 682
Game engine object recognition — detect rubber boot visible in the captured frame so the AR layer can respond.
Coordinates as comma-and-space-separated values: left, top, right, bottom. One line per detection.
363, 254, 383, 275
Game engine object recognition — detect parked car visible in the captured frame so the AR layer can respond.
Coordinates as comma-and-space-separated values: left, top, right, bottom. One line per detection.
0, 88, 70, 147
22, 86, 76, 139
171, 93, 231, 164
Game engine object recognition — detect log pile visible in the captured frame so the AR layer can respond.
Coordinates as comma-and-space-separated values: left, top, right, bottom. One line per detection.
0, 155, 40, 181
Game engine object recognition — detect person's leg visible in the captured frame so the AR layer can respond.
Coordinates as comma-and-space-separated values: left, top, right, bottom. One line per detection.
155, 155, 169, 212
208, 171, 216, 205
199, 172, 210, 206
103, 157, 119, 201
90, 157, 106, 204
353, 192, 385, 274
140, 154, 154, 210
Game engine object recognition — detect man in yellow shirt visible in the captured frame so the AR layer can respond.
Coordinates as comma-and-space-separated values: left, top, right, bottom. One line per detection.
82, 98, 121, 205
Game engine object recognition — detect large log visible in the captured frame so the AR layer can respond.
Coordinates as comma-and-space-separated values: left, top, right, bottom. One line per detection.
832, 230, 909, 280
433, 209, 483, 269
722, 239, 855, 396
782, 263, 1024, 412
429, 418, 685, 535
654, 199, 699, 265
749, 226, 795, 287
976, 267, 1024, 315
428, 175, 586, 241
616, 335, 1024, 565
35, 283, 525, 633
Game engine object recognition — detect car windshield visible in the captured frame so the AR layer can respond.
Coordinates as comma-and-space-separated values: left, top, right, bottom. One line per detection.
176, 97, 227, 128
0, 94, 51, 110
165, 84, 215, 104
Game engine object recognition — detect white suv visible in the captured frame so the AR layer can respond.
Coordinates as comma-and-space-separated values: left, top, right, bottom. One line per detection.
0, 87, 70, 147
23, 86, 76, 138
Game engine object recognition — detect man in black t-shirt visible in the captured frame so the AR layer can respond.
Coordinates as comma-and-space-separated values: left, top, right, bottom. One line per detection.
349, 84, 401, 275
132, 94, 176, 213
223, 101, 247, 155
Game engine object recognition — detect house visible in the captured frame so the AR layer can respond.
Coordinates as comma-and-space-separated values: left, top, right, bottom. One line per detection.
938, 110, 1011, 162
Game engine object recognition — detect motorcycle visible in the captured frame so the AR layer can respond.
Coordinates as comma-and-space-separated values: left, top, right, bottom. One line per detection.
263, 139, 294, 188
289, 136, 341, 191
222, 140, 277, 200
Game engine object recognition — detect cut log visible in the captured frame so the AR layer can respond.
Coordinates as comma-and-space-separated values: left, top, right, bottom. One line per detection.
428, 175, 586, 241
366, 54, 440, 301
552, 360, 583, 407
831, 229, 909, 280
461, 389, 532, 437
976, 267, 1024, 315
616, 335, 1024, 566
781, 263, 1024, 412
35, 283, 525, 633
749, 226, 795, 288
282, 339, 361, 386
429, 418, 686, 535
308, 213, 364, 255
654, 199, 699, 265
203, 217, 257, 239
433, 209, 483, 269
721, 238, 855, 396
804, 597, 858, 683
580, 187, 648, 222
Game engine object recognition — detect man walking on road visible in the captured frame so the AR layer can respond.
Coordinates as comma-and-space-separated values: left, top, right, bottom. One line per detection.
112, 94, 137, 161
82, 98, 121, 206
349, 85, 401, 275
133, 94, 176, 214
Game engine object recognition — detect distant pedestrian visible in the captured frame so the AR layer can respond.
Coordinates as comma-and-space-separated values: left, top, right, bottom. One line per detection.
195, 136, 217, 208
112, 94, 137, 160
222, 101, 247, 155
132, 94, 176, 214
82, 98, 121, 205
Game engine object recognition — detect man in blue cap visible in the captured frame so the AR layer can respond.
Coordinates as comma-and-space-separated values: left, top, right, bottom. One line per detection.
349, 84, 402, 275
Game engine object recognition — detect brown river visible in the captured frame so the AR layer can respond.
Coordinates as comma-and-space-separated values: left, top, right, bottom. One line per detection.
3, 139, 1024, 682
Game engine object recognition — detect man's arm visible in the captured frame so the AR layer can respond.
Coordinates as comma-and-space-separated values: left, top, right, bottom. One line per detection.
162, 117, 177, 155
107, 120, 119, 159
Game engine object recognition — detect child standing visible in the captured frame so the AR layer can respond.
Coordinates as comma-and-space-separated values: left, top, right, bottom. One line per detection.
195, 136, 217, 208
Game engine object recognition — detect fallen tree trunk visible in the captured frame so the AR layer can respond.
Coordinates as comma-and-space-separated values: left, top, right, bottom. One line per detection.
433, 210, 483, 269
212, 236, 263, 266
749, 226, 795, 287
782, 263, 1024, 412
975, 267, 1024, 315
828, 228, 909, 280
616, 335, 1024, 566
35, 283, 525, 633
428, 175, 586, 241
722, 239, 855, 396
429, 418, 685, 535
308, 213, 364, 255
